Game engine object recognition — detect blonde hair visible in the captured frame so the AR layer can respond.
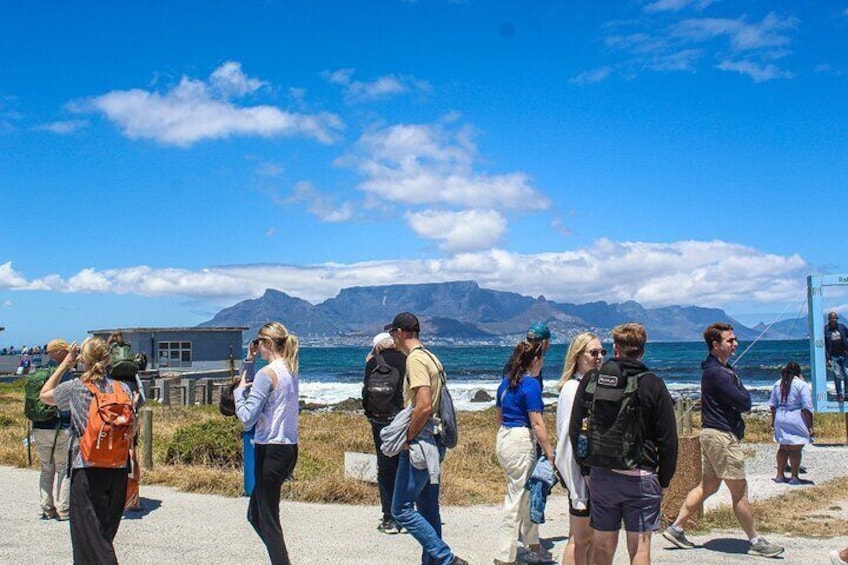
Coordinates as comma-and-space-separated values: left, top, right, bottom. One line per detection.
258, 321, 299, 375
80, 337, 110, 383
612, 323, 647, 358
557, 332, 598, 391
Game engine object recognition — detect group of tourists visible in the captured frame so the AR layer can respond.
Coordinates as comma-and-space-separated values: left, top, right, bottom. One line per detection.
25, 312, 847, 564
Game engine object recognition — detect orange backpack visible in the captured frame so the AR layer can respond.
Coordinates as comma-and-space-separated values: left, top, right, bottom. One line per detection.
80, 380, 134, 468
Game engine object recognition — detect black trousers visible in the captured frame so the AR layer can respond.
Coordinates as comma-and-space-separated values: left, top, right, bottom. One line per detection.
248, 443, 298, 565
69, 467, 128, 565
370, 420, 400, 521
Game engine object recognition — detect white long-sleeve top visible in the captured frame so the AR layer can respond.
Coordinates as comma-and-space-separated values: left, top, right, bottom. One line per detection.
234, 358, 298, 445
555, 375, 589, 510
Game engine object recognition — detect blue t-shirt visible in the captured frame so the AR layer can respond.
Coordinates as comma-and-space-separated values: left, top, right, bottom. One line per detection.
496, 375, 544, 428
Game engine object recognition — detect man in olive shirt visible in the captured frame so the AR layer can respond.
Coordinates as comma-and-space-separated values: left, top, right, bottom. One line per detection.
385, 312, 467, 565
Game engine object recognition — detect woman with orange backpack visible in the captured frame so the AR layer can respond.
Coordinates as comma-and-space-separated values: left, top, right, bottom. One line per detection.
39, 337, 135, 565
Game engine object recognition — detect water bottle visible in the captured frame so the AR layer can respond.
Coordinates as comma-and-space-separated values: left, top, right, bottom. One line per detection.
576, 418, 590, 458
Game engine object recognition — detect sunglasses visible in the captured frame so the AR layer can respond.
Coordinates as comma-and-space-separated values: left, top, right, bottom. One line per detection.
587, 348, 607, 358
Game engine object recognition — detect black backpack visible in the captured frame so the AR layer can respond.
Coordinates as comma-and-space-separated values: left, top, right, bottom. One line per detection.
581, 371, 647, 470
363, 353, 403, 421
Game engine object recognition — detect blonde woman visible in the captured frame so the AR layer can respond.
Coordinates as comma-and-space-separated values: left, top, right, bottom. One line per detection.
39, 337, 133, 565
235, 321, 299, 565
555, 333, 604, 565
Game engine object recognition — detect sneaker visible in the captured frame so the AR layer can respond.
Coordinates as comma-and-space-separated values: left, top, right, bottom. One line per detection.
748, 538, 784, 558
451, 558, 469, 565
376, 518, 400, 534
662, 525, 695, 549
524, 548, 554, 563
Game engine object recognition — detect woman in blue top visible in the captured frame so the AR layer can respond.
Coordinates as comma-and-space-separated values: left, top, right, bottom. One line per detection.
235, 321, 300, 565
494, 340, 555, 565
769, 361, 813, 485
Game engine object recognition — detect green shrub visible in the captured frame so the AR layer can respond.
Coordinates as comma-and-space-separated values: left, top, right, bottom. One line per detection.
164, 418, 243, 468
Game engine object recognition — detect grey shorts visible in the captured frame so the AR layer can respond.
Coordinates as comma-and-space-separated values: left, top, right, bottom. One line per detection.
588, 467, 662, 533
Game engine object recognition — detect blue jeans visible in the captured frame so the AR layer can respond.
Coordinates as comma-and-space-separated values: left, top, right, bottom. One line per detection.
831, 356, 847, 397
392, 449, 454, 565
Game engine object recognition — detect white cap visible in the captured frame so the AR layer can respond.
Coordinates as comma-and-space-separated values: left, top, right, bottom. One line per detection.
372, 332, 392, 348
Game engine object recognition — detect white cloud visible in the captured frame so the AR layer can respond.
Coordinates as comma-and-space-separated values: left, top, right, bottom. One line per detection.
716, 60, 793, 82
341, 123, 549, 210
0, 262, 28, 289
644, 0, 715, 13
209, 61, 265, 98
600, 11, 798, 82
35, 119, 89, 134
287, 181, 354, 222
406, 209, 507, 252
323, 68, 431, 102
570, 66, 613, 85
74, 62, 343, 147
673, 13, 797, 52
6, 239, 809, 310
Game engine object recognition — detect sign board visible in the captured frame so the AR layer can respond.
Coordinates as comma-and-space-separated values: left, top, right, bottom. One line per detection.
344, 452, 378, 483
807, 274, 848, 413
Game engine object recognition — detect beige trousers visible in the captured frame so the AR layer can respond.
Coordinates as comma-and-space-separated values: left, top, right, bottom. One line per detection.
494, 425, 539, 562
33, 427, 72, 516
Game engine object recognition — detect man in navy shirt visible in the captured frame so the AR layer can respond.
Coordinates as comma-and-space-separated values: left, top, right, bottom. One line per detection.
825, 312, 848, 402
664, 323, 784, 558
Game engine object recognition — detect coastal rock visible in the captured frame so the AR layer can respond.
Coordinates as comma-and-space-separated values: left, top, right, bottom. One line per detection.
471, 389, 493, 403
331, 397, 363, 412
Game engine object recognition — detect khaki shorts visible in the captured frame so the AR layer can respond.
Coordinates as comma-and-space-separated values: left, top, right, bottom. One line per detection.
700, 428, 746, 480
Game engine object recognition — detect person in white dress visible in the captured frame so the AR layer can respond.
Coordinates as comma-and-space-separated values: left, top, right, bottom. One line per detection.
768, 361, 813, 485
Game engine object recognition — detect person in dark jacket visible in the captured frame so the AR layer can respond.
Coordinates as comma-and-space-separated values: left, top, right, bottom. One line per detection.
663, 323, 784, 558
363, 332, 407, 535
568, 323, 677, 565
825, 311, 848, 401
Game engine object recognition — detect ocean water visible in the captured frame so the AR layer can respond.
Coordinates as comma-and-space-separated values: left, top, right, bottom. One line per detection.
295, 339, 813, 411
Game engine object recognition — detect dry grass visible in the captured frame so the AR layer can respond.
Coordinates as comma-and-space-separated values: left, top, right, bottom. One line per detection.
699, 476, 848, 537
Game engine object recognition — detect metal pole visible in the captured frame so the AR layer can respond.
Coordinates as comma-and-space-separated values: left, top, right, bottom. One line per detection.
141, 407, 154, 469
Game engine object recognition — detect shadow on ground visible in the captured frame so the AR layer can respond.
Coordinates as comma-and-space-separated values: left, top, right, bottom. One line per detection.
122, 497, 162, 520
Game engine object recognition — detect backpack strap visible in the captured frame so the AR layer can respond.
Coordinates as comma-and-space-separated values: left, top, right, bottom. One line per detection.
414, 346, 447, 386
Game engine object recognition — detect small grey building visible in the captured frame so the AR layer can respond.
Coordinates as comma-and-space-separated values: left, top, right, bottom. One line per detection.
89, 327, 248, 371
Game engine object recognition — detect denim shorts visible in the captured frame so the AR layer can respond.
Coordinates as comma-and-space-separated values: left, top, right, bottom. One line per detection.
588, 467, 662, 532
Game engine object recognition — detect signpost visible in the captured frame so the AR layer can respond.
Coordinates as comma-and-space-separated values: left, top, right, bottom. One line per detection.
807, 274, 848, 444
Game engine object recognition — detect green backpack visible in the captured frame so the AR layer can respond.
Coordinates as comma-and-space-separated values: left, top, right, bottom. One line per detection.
109, 343, 139, 380
24, 367, 59, 423
582, 371, 647, 470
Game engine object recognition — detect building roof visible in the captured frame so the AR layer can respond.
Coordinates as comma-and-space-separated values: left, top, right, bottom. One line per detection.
88, 326, 248, 333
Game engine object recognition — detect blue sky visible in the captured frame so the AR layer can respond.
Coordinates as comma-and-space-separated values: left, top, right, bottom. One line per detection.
2, 0, 848, 346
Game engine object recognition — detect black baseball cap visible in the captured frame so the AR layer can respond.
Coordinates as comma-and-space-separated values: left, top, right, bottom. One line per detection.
384, 312, 420, 332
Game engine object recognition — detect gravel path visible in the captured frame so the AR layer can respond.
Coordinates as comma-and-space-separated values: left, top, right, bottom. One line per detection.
2, 443, 847, 564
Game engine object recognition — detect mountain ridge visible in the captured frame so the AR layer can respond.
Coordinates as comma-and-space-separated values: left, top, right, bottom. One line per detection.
199, 281, 807, 344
